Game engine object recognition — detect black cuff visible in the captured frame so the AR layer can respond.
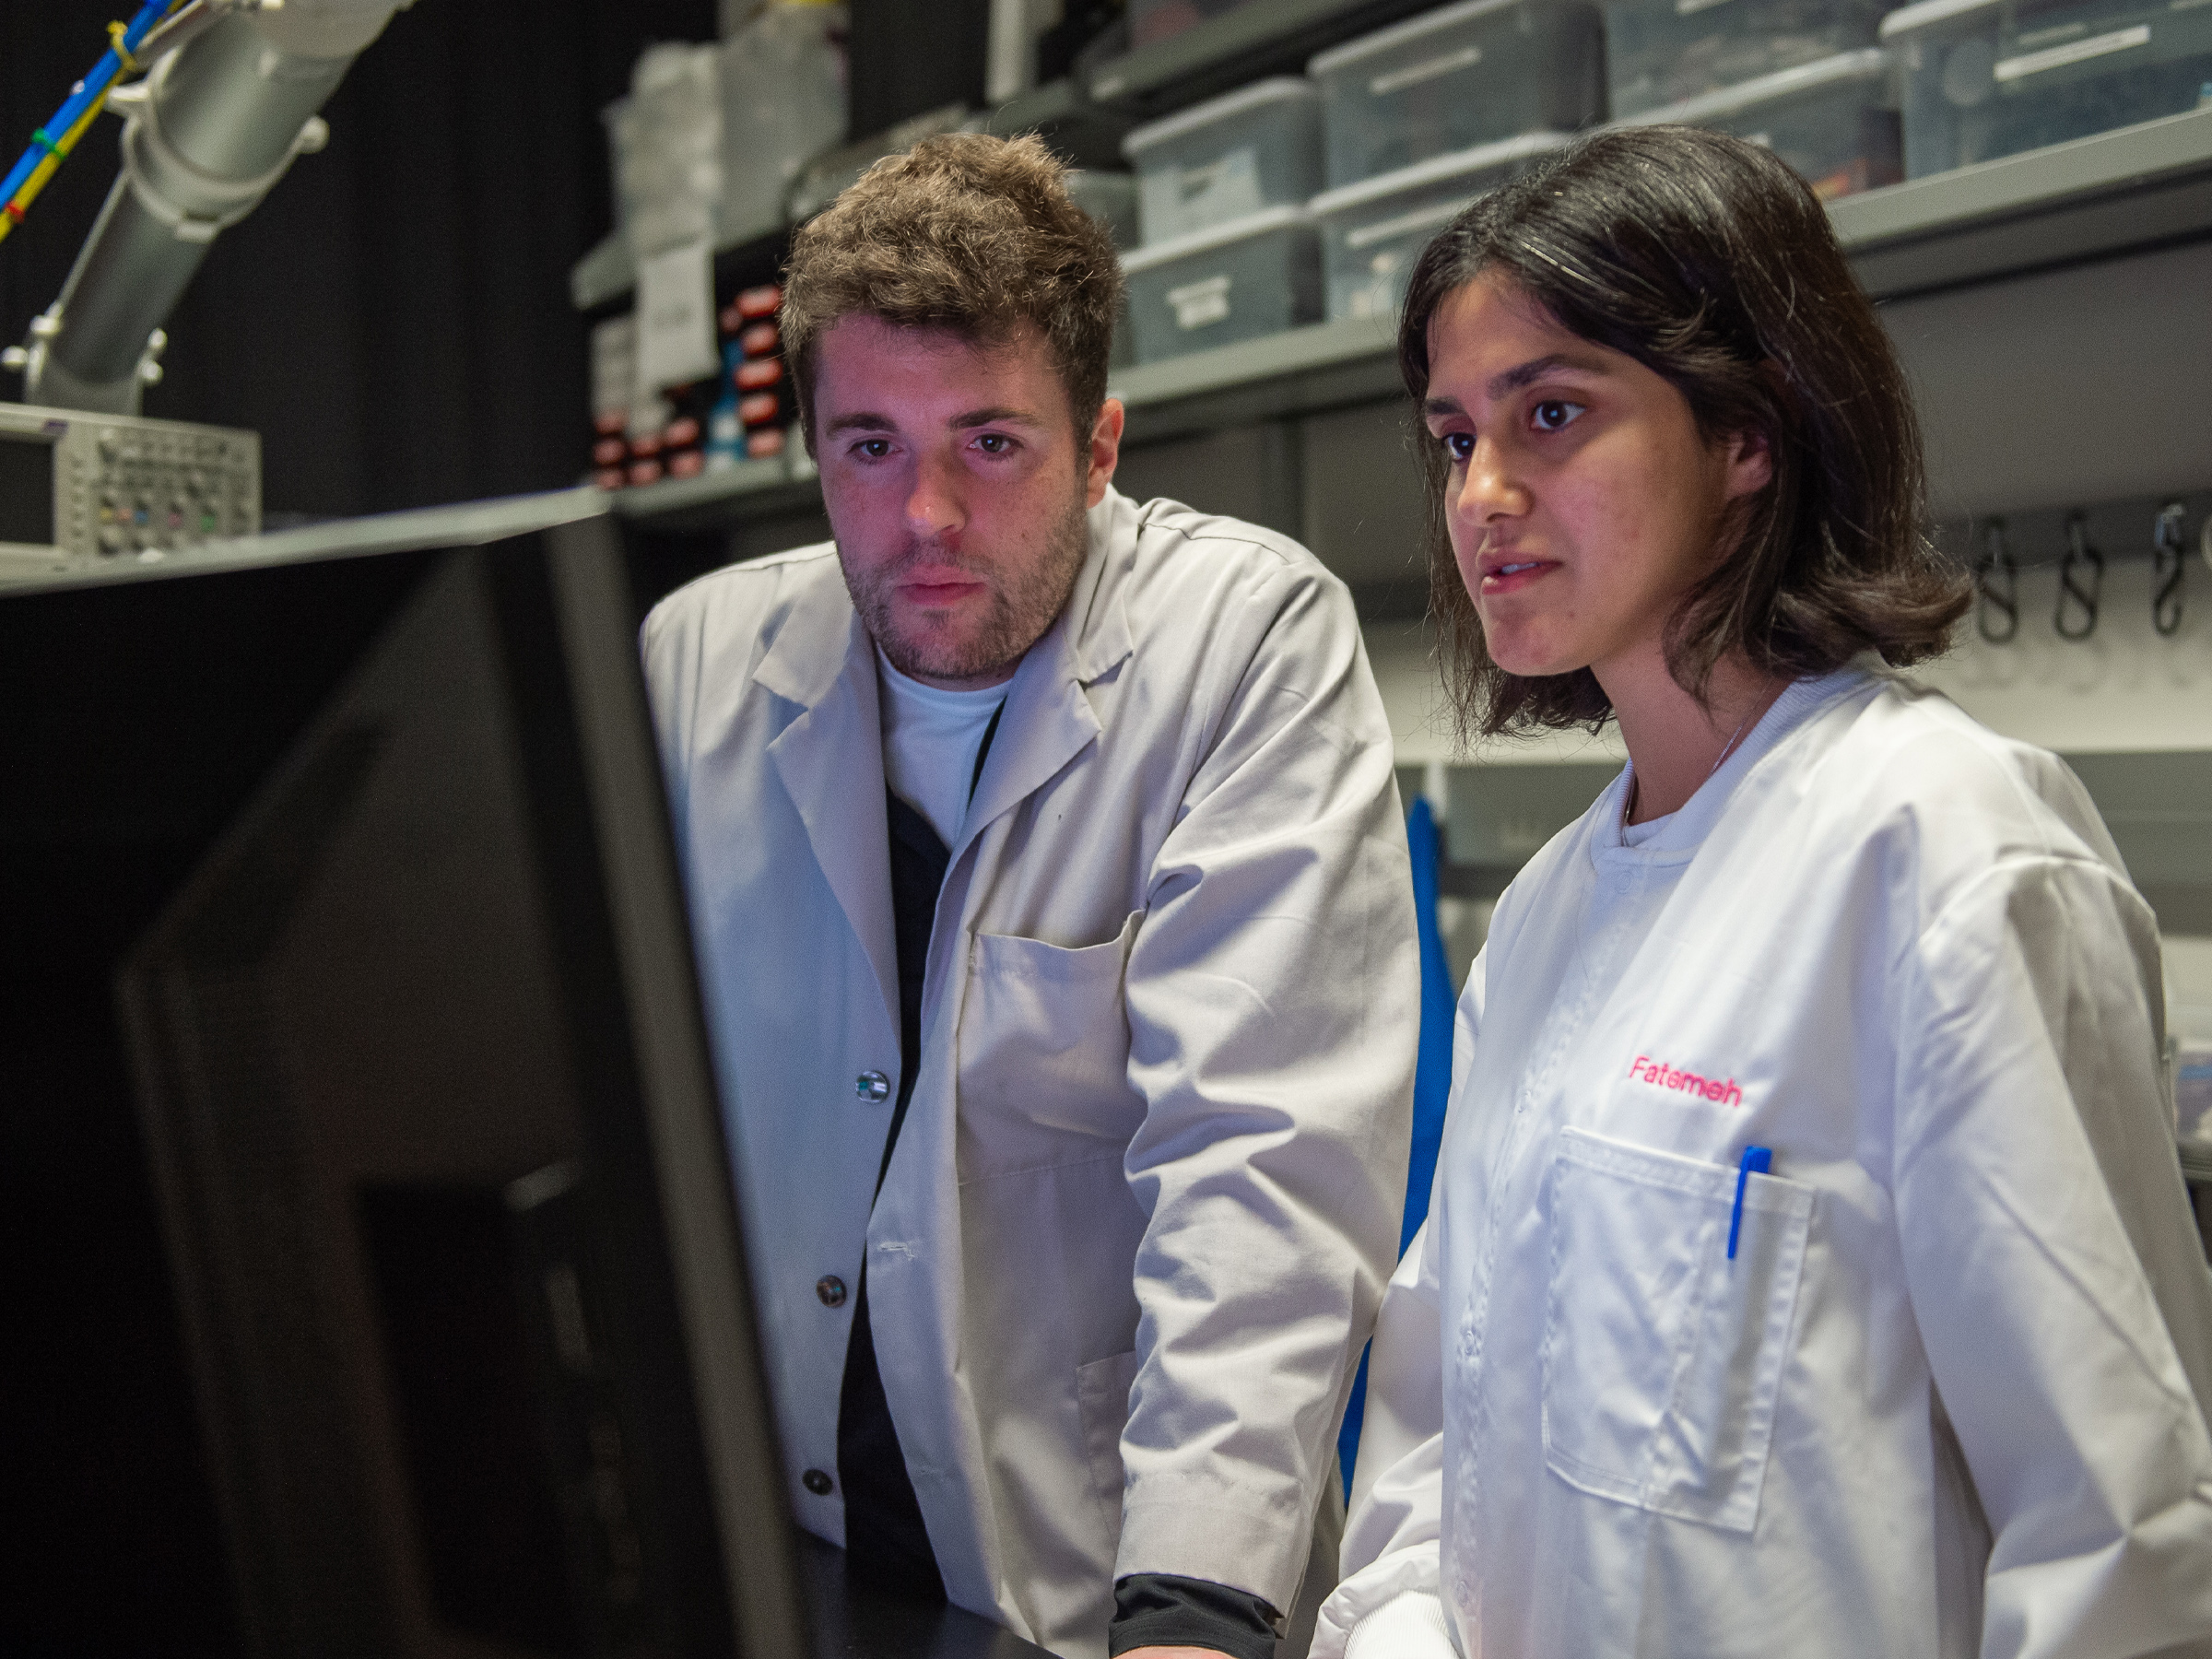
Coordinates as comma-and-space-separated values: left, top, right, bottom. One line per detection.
1109, 1572, 1279, 1659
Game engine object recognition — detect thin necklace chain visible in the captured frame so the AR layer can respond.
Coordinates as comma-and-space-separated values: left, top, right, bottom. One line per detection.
1626, 702, 1762, 827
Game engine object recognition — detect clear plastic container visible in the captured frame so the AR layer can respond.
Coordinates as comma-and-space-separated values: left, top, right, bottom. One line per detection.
1617, 47, 1902, 196
1122, 77, 1324, 245
716, 4, 848, 242
1310, 0, 1606, 188
607, 43, 724, 256
1119, 205, 1323, 362
1602, 0, 1890, 116
1882, 0, 2212, 178
1310, 132, 1574, 320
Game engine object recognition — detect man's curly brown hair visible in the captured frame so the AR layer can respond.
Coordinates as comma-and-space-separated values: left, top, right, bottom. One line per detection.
781, 131, 1124, 450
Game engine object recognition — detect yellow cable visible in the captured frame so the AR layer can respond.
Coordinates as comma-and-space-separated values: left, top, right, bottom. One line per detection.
0, 2, 184, 246
0, 95, 109, 245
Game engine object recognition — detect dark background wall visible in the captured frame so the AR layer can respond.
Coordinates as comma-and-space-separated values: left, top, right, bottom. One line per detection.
0, 0, 716, 523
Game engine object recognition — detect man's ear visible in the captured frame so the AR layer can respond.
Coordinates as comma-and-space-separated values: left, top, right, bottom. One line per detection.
1086, 397, 1124, 508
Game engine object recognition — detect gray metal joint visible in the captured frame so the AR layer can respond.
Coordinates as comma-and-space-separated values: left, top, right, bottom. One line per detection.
113, 63, 337, 244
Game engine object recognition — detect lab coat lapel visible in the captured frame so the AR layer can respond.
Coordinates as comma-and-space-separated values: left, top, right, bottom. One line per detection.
956, 495, 1135, 852
759, 595, 899, 1042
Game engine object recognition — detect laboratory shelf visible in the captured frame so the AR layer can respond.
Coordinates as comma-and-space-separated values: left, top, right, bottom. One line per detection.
1830, 103, 2212, 300
1084, 0, 1440, 113
1111, 313, 1404, 442
0, 487, 608, 597
1095, 105, 2212, 441
572, 215, 787, 315
594, 105, 2212, 531
609, 448, 821, 533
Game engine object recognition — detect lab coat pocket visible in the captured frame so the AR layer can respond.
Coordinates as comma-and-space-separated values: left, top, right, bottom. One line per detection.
1076, 1348, 1142, 1532
959, 911, 1146, 1177
1541, 1125, 1813, 1533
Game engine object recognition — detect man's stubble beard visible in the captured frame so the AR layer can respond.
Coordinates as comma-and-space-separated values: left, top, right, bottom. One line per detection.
846, 488, 1091, 685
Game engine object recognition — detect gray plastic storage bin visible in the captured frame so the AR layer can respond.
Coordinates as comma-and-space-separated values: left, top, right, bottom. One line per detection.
1618, 48, 1901, 195
1066, 170, 1141, 250
1310, 0, 1607, 188
1311, 133, 1574, 320
1602, 0, 1890, 116
1883, 0, 2212, 178
1120, 206, 1323, 363
1123, 78, 1324, 246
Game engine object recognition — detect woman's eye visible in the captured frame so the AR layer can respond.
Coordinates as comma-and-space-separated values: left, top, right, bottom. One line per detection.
1532, 400, 1584, 433
1440, 431, 1474, 464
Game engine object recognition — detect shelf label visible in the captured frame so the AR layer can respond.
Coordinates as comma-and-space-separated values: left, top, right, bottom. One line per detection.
1167, 274, 1232, 330
635, 239, 720, 395
1995, 23, 2150, 80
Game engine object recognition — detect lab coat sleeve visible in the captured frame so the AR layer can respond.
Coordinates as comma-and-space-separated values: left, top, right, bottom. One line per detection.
1894, 850, 2212, 1657
1314, 964, 1483, 1659
639, 593, 704, 821
1311, 1218, 1452, 1659
1112, 563, 1420, 1610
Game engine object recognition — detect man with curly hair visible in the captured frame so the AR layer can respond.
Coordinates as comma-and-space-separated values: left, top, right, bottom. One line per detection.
642, 133, 1417, 1659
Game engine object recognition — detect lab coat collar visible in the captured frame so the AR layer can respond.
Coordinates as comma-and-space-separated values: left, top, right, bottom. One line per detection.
759, 596, 900, 1044
955, 488, 1135, 850
1594, 662, 1878, 867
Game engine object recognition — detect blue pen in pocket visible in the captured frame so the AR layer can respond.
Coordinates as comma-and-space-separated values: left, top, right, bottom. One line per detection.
1728, 1145, 1773, 1261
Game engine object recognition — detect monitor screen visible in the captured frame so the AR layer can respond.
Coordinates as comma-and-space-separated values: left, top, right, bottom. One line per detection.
0, 431, 55, 546
1, 504, 799, 1657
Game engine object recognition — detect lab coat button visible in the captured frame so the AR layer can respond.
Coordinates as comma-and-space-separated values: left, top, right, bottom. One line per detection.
802, 1468, 834, 1496
856, 1070, 891, 1102
816, 1275, 847, 1308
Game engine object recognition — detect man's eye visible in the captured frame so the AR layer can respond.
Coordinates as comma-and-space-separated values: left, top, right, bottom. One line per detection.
1532, 400, 1584, 433
974, 433, 1015, 455
853, 438, 892, 459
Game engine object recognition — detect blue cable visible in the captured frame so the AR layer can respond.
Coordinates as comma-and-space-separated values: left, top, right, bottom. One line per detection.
0, 1, 181, 216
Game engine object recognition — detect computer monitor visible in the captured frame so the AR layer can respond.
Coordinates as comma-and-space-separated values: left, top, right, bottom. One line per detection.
3, 498, 798, 1657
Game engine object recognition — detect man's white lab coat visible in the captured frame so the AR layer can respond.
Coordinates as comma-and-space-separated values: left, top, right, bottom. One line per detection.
1318, 666, 2212, 1659
643, 488, 1418, 1658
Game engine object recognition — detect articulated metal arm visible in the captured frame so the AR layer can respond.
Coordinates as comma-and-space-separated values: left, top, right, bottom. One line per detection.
11, 0, 409, 416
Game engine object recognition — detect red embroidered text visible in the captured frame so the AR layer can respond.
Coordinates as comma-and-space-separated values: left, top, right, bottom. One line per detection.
1629, 1054, 1744, 1107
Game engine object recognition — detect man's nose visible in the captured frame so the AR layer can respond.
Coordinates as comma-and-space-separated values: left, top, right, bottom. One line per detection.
905, 449, 966, 543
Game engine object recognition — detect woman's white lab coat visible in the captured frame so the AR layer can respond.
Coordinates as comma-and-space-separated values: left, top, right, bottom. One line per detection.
643, 488, 1418, 1658
1319, 665, 2212, 1659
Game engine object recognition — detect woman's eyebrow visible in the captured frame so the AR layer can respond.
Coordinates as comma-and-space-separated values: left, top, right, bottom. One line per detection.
1487, 352, 1607, 398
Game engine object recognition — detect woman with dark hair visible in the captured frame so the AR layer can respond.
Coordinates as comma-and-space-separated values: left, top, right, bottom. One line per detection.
1314, 126, 2212, 1658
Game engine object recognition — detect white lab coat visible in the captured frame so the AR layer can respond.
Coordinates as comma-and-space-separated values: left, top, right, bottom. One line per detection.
1318, 665, 2212, 1659
643, 488, 1418, 1658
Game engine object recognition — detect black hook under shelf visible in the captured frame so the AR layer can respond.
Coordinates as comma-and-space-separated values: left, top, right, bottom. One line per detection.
2154, 501, 2187, 638
2054, 513, 2103, 641
1974, 518, 2018, 645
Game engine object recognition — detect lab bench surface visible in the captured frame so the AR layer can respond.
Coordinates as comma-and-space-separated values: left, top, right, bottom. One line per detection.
797, 1533, 1055, 1658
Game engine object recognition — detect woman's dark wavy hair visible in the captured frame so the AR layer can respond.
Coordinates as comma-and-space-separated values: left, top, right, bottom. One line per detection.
1398, 125, 1969, 740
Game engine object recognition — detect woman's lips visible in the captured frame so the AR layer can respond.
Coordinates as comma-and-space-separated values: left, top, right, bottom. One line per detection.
1478, 558, 1558, 595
